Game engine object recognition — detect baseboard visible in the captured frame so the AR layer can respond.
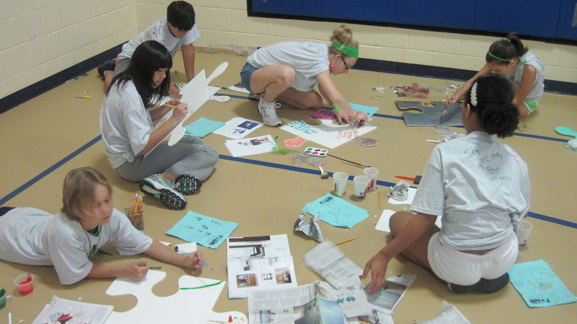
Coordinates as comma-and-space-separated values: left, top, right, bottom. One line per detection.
1, 45, 575, 114
355, 57, 577, 96
0, 44, 123, 115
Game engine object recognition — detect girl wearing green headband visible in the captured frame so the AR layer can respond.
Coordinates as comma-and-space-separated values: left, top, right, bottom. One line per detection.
448, 33, 544, 119
240, 25, 368, 126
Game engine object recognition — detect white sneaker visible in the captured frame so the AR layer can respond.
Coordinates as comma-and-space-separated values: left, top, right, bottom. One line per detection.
258, 98, 282, 126
140, 174, 187, 210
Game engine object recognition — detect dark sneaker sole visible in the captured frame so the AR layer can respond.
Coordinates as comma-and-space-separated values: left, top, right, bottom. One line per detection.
448, 273, 509, 294
174, 175, 202, 195
140, 182, 186, 210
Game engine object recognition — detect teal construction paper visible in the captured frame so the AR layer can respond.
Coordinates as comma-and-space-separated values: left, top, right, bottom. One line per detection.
303, 193, 369, 228
509, 259, 576, 308
184, 118, 226, 137
166, 210, 238, 249
349, 103, 379, 117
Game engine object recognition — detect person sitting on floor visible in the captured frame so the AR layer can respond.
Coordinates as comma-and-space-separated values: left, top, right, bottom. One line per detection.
363, 75, 530, 295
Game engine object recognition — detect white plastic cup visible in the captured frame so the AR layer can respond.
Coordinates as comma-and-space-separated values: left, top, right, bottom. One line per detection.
516, 220, 533, 248
353, 175, 370, 199
332, 172, 349, 197
363, 167, 379, 191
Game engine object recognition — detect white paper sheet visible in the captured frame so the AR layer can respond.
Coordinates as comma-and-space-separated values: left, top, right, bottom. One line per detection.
280, 120, 377, 149
225, 135, 276, 157
213, 117, 264, 139
227, 235, 298, 299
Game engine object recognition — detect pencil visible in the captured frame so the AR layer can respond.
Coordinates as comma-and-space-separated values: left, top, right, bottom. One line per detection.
378, 191, 382, 209
334, 237, 357, 246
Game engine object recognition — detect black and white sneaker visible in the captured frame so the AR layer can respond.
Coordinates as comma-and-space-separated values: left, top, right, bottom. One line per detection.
448, 273, 510, 294
173, 175, 202, 195
140, 174, 187, 210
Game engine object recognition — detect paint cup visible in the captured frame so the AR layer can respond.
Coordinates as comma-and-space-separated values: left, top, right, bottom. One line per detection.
0, 288, 6, 310
353, 175, 370, 199
14, 273, 34, 295
516, 220, 533, 248
332, 172, 349, 197
363, 167, 379, 191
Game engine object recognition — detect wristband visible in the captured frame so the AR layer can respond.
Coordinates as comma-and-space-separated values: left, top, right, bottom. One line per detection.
333, 107, 340, 114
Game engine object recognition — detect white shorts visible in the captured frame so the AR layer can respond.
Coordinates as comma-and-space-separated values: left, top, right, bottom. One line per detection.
428, 233, 518, 286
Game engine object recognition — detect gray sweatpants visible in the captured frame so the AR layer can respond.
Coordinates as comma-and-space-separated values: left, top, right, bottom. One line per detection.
116, 136, 219, 182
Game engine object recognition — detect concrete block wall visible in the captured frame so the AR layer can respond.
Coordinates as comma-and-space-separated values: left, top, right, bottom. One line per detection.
1, 0, 576, 100
0, 0, 138, 98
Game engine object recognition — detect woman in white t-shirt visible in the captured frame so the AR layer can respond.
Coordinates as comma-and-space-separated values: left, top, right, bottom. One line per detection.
363, 75, 530, 295
240, 25, 369, 126
448, 33, 544, 118
100, 40, 218, 210
0, 167, 205, 285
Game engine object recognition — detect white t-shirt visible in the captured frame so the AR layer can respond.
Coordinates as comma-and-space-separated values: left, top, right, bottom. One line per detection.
100, 81, 153, 169
506, 51, 544, 103
411, 132, 531, 251
246, 41, 330, 92
0, 207, 152, 285
118, 16, 199, 60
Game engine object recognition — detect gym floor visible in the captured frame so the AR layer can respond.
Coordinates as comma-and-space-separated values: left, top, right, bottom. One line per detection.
1, 49, 576, 323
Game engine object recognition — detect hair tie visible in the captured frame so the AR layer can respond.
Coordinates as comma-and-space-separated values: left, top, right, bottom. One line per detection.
487, 51, 512, 62
470, 82, 478, 107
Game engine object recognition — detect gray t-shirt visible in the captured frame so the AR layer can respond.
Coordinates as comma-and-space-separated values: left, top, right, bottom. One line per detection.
506, 51, 544, 103
100, 81, 153, 169
411, 132, 531, 250
118, 16, 199, 60
0, 207, 152, 285
246, 41, 330, 92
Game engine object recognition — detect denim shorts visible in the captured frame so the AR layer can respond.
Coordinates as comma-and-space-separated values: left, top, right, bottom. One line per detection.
240, 62, 259, 94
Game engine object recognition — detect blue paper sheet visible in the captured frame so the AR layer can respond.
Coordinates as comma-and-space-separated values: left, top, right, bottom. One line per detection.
184, 118, 226, 137
509, 259, 576, 308
166, 210, 238, 249
303, 193, 369, 228
350, 103, 379, 117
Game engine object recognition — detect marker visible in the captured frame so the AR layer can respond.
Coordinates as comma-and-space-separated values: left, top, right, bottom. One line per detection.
395, 175, 422, 184
74, 95, 91, 99
149, 266, 162, 270
334, 237, 357, 246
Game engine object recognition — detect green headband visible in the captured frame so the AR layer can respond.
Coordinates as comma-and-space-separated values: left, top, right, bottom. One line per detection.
487, 51, 512, 62
332, 42, 359, 58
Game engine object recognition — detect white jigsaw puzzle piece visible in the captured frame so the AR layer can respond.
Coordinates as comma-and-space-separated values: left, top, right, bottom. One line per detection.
105, 270, 225, 324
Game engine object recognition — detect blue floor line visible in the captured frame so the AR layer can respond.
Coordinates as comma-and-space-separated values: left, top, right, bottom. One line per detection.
2, 110, 573, 229
227, 95, 569, 142
0, 135, 102, 206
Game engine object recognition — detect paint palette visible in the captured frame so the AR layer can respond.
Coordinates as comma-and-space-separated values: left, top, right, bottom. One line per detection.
304, 147, 328, 157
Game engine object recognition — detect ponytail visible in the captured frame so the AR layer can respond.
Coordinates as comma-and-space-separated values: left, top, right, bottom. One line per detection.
466, 75, 519, 138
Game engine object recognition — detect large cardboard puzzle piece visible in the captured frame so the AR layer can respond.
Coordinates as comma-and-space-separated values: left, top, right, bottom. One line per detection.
105, 270, 245, 323
168, 62, 229, 146
395, 101, 462, 127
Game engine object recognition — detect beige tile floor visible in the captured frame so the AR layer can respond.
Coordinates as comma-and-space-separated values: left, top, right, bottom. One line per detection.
0, 49, 576, 323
